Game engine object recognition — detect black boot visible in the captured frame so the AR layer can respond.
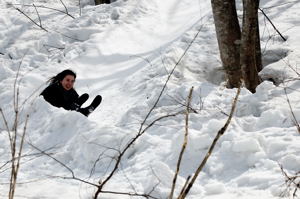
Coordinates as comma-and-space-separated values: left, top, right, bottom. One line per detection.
70, 93, 89, 111
78, 95, 102, 117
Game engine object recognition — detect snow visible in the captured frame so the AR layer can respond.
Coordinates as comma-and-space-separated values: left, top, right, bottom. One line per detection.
0, 0, 300, 198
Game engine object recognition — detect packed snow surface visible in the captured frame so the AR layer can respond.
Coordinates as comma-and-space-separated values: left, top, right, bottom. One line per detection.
0, 0, 300, 198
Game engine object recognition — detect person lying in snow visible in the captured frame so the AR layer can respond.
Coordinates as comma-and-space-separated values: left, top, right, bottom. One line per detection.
41, 69, 102, 117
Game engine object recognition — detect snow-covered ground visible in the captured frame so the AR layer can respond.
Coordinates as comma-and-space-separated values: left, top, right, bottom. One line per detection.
0, 0, 300, 198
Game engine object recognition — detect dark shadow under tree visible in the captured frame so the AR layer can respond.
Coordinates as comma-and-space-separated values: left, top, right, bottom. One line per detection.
95, 0, 110, 5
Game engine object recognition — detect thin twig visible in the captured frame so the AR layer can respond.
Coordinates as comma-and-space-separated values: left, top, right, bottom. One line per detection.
20, 82, 46, 110
166, 94, 198, 113
280, 57, 300, 77
259, 8, 287, 41
28, 143, 75, 179
9, 3, 75, 19
100, 190, 159, 199
47, 175, 98, 187
119, 162, 138, 194
130, 55, 153, 68
33, 4, 42, 27
0, 150, 55, 172
89, 147, 120, 178
13, 54, 26, 113
149, 165, 163, 198
59, 0, 69, 16
27, 142, 98, 187
14, 7, 48, 32
284, 88, 300, 134
260, 1, 298, 10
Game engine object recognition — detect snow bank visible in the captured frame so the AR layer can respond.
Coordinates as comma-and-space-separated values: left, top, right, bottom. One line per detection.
0, 0, 300, 198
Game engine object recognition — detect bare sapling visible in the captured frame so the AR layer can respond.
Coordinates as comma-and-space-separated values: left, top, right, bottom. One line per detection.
177, 86, 241, 199
169, 87, 194, 199
0, 56, 30, 199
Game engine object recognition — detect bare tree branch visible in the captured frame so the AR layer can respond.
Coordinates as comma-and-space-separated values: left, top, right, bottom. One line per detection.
27, 142, 99, 187
94, 111, 183, 198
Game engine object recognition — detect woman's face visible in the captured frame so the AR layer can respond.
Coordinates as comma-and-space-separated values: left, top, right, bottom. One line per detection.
60, 75, 75, 90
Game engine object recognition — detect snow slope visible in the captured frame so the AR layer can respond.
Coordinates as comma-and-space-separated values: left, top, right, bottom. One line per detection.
0, 0, 300, 198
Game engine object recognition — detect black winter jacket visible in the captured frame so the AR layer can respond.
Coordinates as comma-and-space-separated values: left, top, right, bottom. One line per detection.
41, 83, 79, 110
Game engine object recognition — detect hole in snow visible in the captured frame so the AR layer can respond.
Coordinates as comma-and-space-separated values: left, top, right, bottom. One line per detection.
262, 48, 289, 67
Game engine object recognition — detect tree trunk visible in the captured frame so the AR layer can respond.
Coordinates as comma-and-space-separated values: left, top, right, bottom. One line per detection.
95, 0, 110, 5
255, 21, 262, 72
240, 0, 261, 92
211, 0, 242, 88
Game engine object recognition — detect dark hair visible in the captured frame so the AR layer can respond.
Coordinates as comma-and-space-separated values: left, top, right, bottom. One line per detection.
48, 69, 76, 84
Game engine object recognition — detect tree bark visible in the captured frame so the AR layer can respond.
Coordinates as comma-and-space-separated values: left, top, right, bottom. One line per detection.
240, 0, 261, 92
211, 0, 242, 88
